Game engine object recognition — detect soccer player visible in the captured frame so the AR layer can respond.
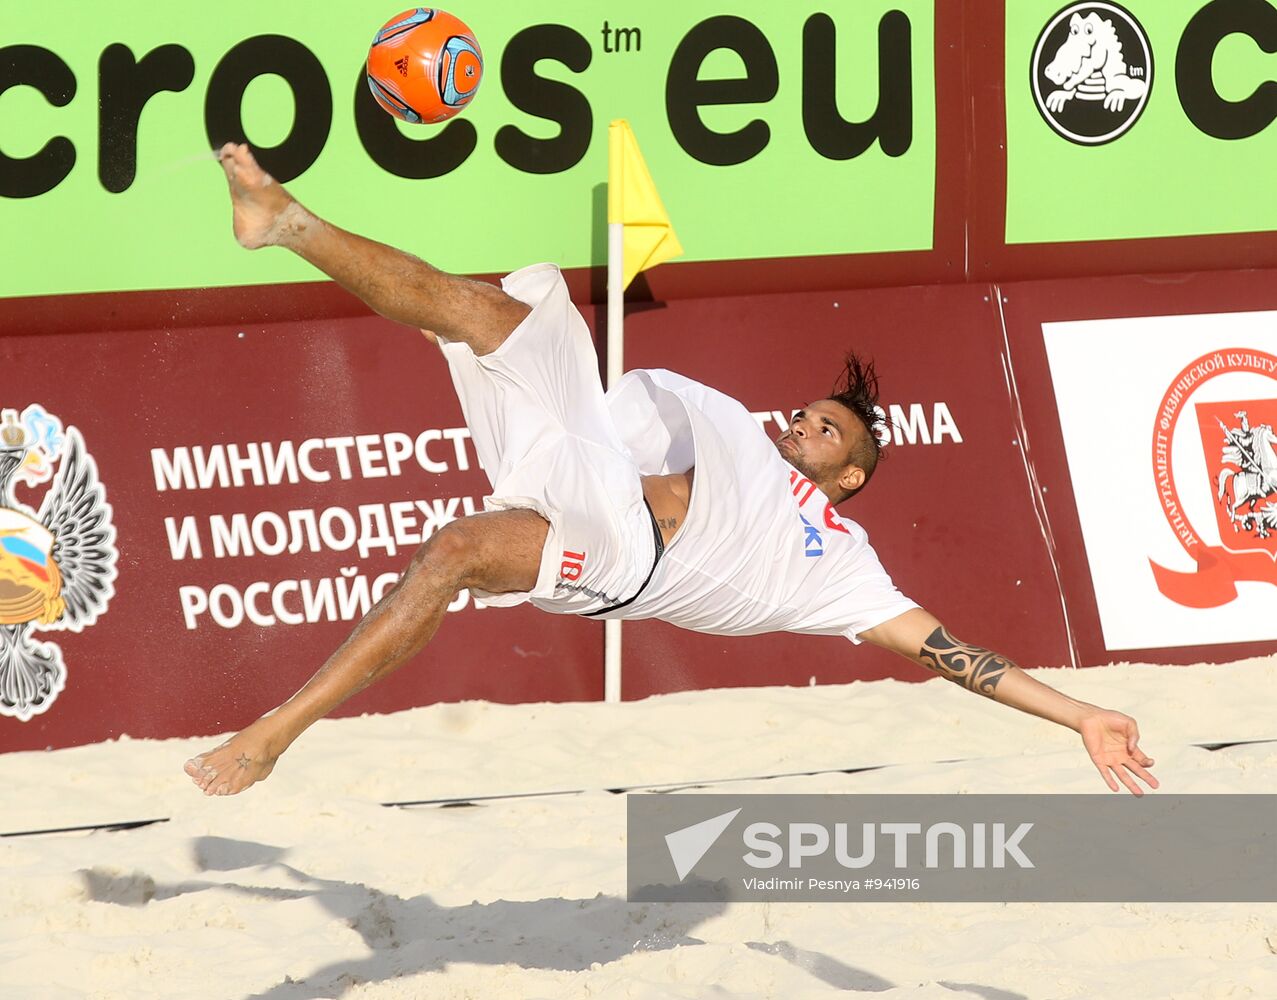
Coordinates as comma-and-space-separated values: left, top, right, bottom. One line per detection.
185, 144, 1158, 798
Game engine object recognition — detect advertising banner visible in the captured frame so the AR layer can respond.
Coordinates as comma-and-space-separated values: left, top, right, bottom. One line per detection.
0, 278, 1055, 751
619, 280, 1070, 698
0, 0, 936, 299
1042, 311, 1277, 650
1006, 0, 1277, 246
0, 314, 603, 752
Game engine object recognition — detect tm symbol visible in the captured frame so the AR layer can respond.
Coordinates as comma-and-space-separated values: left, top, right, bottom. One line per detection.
601, 20, 641, 53
1130, 66, 1144, 77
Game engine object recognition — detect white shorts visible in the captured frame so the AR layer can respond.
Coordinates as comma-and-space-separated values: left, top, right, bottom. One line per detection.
436, 263, 659, 615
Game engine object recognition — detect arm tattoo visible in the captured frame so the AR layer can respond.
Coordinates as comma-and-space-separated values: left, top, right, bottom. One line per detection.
918, 626, 1014, 696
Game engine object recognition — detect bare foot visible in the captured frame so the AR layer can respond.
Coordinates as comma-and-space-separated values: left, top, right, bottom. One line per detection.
217, 142, 303, 249
183, 718, 283, 796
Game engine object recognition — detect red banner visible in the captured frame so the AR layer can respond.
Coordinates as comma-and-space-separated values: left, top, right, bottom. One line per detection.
0, 279, 1059, 751
1149, 547, 1277, 609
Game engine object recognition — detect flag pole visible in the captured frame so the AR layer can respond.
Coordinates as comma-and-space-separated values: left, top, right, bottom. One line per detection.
604, 218, 624, 704
607, 221, 625, 392
603, 118, 682, 705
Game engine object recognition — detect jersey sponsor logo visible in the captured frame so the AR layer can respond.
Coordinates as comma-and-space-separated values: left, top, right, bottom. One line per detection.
799, 514, 823, 558
1150, 350, 1277, 608
789, 471, 851, 559
0, 406, 117, 721
1031, 2, 1152, 146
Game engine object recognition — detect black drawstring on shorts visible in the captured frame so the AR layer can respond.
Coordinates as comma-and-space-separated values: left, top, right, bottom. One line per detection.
579, 498, 666, 618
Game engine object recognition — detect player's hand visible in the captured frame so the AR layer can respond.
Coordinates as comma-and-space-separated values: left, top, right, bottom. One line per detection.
1077, 708, 1158, 796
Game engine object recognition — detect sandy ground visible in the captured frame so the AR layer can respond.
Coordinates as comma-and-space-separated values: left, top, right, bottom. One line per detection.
2, 658, 1275, 999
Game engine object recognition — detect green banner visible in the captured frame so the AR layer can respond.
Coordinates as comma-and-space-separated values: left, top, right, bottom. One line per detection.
0, 2, 935, 298
1008, 0, 1277, 245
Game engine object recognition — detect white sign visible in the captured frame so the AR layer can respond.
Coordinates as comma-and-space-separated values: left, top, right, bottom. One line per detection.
1043, 312, 1277, 651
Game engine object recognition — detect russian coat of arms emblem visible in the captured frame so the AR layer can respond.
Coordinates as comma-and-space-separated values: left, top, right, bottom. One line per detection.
0, 406, 116, 721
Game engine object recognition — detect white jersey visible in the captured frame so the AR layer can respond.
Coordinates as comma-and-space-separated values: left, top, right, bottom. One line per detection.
439, 263, 917, 643
598, 369, 918, 641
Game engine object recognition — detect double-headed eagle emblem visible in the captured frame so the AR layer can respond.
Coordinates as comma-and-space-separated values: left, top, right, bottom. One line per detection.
0, 406, 116, 722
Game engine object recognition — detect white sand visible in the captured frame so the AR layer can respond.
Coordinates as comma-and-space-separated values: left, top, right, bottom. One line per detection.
2, 658, 1275, 999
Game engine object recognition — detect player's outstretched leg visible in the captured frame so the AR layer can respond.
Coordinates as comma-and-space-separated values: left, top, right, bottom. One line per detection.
182, 508, 548, 796
216, 142, 530, 354
218, 141, 298, 250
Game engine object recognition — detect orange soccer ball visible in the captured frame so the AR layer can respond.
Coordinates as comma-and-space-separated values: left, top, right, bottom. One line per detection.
365, 8, 483, 124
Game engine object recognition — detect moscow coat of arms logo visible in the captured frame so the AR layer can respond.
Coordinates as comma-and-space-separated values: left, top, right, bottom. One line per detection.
1150, 349, 1277, 608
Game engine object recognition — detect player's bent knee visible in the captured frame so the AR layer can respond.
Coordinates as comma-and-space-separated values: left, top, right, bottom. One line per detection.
410, 520, 477, 584
446, 508, 549, 594
405, 509, 548, 596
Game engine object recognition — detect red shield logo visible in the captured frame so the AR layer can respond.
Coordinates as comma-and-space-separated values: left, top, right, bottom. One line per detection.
1195, 398, 1277, 560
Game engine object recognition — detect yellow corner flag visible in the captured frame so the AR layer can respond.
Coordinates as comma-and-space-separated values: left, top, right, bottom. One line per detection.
608, 119, 683, 289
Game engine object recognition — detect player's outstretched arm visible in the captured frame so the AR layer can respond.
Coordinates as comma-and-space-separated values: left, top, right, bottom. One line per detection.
860, 608, 1159, 796
216, 142, 529, 353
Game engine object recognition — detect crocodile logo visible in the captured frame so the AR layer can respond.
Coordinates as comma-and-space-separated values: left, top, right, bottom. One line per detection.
1031, 3, 1152, 145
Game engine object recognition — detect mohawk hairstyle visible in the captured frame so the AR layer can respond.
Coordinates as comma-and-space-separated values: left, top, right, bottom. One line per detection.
827, 351, 885, 499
